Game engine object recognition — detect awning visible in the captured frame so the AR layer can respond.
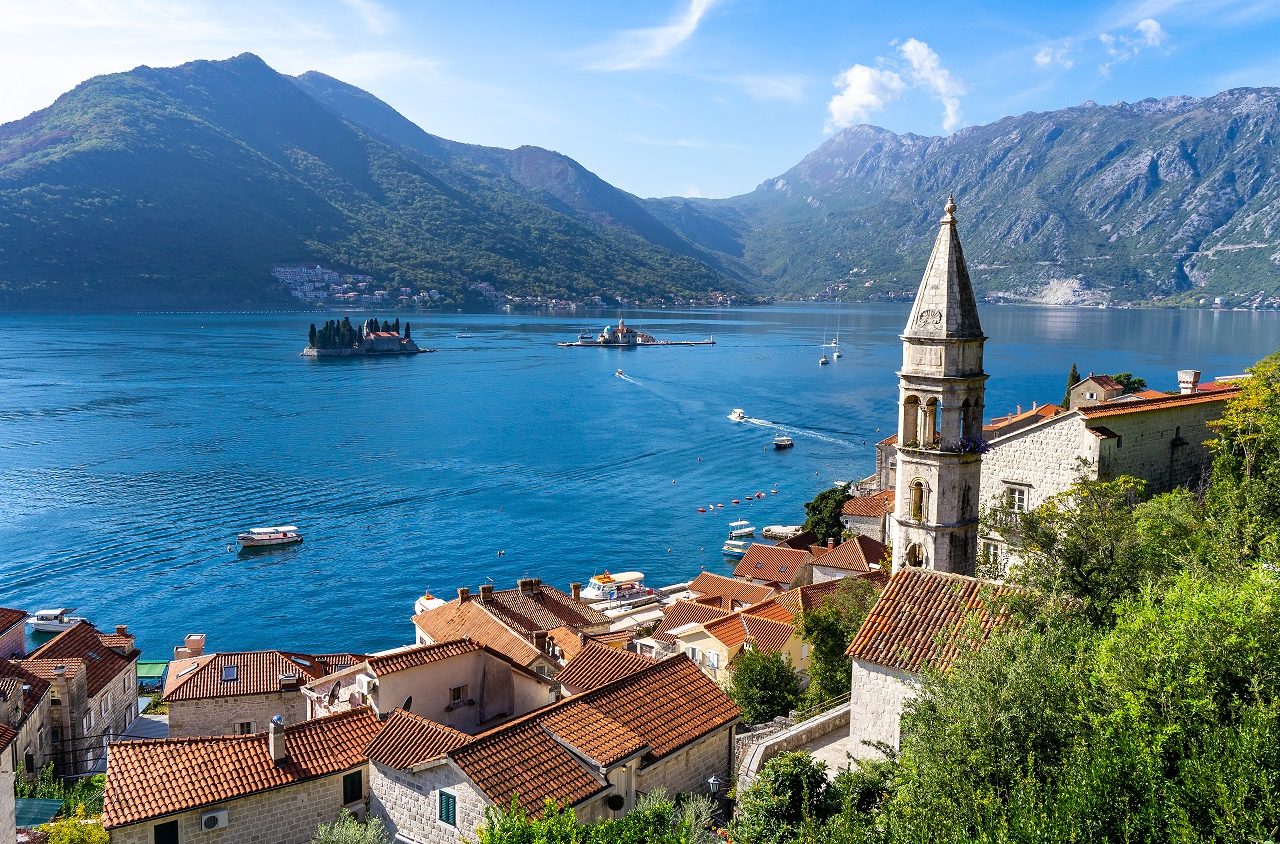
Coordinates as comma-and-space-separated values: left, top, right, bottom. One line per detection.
136, 660, 168, 680
15, 797, 64, 828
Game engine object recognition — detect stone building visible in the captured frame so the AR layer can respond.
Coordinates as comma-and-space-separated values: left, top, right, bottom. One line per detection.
102, 707, 381, 844
891, 196, 987, 576
365, 656, 740, 844
164, 646, 365, 738
0, 658, 52, 779
731, 544, 811, 589
0, 609, 25, 661
809, 536, 889, 584
22, 621, 139, 774
412, 579, 611, 676
845, 568, 1016, 759
840, 490, 894, 543
303, 639, 555, 731
1, 724, 15, 844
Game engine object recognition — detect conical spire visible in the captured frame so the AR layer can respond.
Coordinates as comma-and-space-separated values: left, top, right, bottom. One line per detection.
903, 194, 983, 340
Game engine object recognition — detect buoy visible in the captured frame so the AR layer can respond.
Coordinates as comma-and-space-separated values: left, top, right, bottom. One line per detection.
672, 480, 676, 484
732, 499, 740, 505
717, 503, 724, 508
771, 489, 779, 494
697, 507, 706, 513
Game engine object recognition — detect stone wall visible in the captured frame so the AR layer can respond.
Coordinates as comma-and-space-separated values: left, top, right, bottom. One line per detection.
635, 727, 734, 799
1, 742, 15, 844
5, 693, 52, 778
0, 624, 24, 660
847, 661, 916, 760
979, 414, 1096, 516
369, 760, 490, 844
108, 766, 365, 844
168, 690, 306, 738
1096, 402, 1220, 493
737, 705, 850, 785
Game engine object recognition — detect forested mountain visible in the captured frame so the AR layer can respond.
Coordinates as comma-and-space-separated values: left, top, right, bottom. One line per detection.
661, 89, 1280, 306
0, 54, 738, 310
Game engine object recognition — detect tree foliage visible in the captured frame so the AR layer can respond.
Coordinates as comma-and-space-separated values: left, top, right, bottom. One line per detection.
475, 791, 718, 844
796, 578, 880, 705
1109, 371, 1147, 394
727, 649, 802, 724
1062, 362, 1080, 408
42, 805, 109, 844
802, 483, 852, 545
730, 752, 836, 844
311, 809, 391, 844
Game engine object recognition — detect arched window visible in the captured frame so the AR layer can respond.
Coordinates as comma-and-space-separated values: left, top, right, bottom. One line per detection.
910, 479, 926, 522
902, 395, 920, 446
924, 398, 940, 446
905, 544, 925, 567
960, 398, 972, 441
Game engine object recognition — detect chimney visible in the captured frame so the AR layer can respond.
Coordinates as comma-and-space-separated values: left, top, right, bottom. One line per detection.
532, 578, 542, 588
578, 632, 587, 648
1016, 404, 1022, 415
1178, 369, 1201, 395
54, 665, 66, 677
457, 587, 471, 603
174, 633, 206, 660
518, 578, 536, 595
570, 582, 582, 602
268, 715, 288, 765
533, 631, 548, 652
827, 537, 835, 549
115, 625, 128, 637
1032, 401, 1038, 410
479, 584, 494, 602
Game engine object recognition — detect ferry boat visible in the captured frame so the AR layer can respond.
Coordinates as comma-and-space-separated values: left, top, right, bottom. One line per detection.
28, 607, 88, 633
727, 520, 755, 539
728, 408, 746, 422
773, 435, 795, 450
721, 539, 751, 558
237, 525, 303, 549
580, 571, 652, 602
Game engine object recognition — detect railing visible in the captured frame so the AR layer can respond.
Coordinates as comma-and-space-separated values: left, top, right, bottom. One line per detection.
790, 691, 851, 723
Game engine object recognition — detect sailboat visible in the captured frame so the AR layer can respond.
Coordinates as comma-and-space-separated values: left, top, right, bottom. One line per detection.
823, 323, 843, 359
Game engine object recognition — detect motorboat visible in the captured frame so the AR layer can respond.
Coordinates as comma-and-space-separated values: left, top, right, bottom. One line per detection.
580, 571, 652, 602
727, 520, 755, 539
819, 354, 830, 366
237, 525, 303, 549
773, 436, 795, 450
721, 540, 751, 558
27, 608, 88, 633
728, 408, 746, 422
616, 369, 624, 377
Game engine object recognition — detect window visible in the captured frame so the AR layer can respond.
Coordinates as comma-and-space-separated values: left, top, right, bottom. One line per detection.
1005, 486, 1028, 512
684, 646, 700, 662
981, 541, 1002, 565
910, 480, 925, 522
25, 752, 35, 774
153, 820, 179, 844
905, 544, 925, 568
403, 696, 414, 712
706, 652, 720, 669
235, 721, 255, 735
439, 790, 457, 826
221, 665, 238, 682
1087, 391, 1096, 400
342, 770, 363, 805
449, 685, 468, 704
83, 713, 92, 734
101, 693, 110, 717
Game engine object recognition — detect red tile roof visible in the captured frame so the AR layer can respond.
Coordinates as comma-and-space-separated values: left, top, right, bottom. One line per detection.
0, 658, 51, 716
1079, 384, 1240, 419
702, 613, 794, 655
842, 490, 895, 517
650, 600, 731, 644
0, 723, 15, 752
846, 568, 1018, 674
1079, 374, 1123, 391
688, 572, 776, 607
363, 708, 471, 770
102, 707, 382, 828
28, 622, 138, 697
0, 607, 26, 637
811, 535, 889, 574
413, 600, 543, 668
163, 650, 330, 702
732, 544, 810, 583
365, 640, 483, 676
744, 580, 850, 625
554, 642, 655, 693
477, 584, 610, 635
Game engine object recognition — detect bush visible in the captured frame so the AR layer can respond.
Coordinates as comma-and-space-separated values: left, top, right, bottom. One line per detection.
312, 809, 391, 844
730, 753, 834, 844
727, 649, 801, 724
42, 805, 108, 844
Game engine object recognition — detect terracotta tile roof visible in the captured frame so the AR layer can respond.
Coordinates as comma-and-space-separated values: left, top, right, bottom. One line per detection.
102, 707, 382, 828
1079, 384, 1240, 419
364, 708, 471, 770
1079, 374, 1122, 391
98, 634, 134, 650
776, 530, 820, 550
745, 580, 849, 625
846, 568, 1018, 674
811, 535, 889, 574
878, 433, 898, 446
479, 584, 610, 634
701, 613, 794, 654
590, 629, 635, 648
0, 658, 51, 715
842, 490, 895, 518
315, 654, 368, 674
0, 607, 26, 637
688, 572, 776, 607
546, 626, 587, 661
451, 719, 608, 812
732, 544, 810, 583
20, 658, 85, 685
0, 723, 15, 752
413, 600, 543, 668
365, 640, 483, 676
163, 650, 329, 702
1131, 389, 1169, 400
650, 600, 731, 644
29, 622, 138, 697
542, 704, 648, 767
554, 642, 655, 693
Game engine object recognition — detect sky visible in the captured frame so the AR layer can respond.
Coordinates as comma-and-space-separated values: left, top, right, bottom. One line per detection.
3, 1, 1280, 199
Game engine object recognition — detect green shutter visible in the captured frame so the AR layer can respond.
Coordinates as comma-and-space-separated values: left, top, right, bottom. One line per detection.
342, 770, 363, 805
439, 790, 457, 826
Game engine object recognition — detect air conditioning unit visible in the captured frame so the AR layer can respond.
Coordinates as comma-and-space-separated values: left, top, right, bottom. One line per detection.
353, 674, 377, 695
201, 809, 229, 832
347, 805, 368, 822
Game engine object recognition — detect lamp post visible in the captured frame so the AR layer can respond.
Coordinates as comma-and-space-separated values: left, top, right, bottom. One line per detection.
707, 775, 721, 796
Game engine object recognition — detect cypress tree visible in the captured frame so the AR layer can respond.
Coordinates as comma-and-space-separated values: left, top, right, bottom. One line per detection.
404, 323, 411, 340
393, 318, 400, 335
1063, 362, 1080, 408
308, 323, 317, 347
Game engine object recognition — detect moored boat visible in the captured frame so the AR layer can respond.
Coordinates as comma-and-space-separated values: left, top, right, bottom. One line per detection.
773, 435, 795, 450
237, 525, 303, 549
27, 608, 88, 633
727, 519, 755, 539
580, 570, 652, 602
721, 539, 750, 558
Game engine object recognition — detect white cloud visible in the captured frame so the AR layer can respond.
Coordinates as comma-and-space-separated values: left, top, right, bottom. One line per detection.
1099, 17, 1169, 74
898, 38, 966, 132
1034, 44, 1075, 69
730, 74, 806, 102
584, 0, 718, 71
339, 0, 394, 36
825, 64, 906, 131
682, 186, 703, 198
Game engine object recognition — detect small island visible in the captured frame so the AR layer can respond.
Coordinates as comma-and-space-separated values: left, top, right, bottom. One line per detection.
302, 317, 429, 357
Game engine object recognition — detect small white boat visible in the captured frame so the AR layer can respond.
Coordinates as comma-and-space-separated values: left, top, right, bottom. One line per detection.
721, 540, 750, 558
819, 354, 830, 366
237, 525, 303, 549
728, 408, 746, 422
580, 570, 651, 602
28, 608, 88, 633
773, 436, 795, 450
616, 369, 624, 377
728, 520, 755, 539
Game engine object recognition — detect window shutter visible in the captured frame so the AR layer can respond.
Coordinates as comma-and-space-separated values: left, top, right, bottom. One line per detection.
439, 790, 457, 826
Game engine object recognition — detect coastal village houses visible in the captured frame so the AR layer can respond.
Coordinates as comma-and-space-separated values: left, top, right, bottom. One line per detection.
163, 635, 366, 737
20, 621, 139, 775
0, 658, 53, 779
412, 579, 613, 676
0, 609, 25, 660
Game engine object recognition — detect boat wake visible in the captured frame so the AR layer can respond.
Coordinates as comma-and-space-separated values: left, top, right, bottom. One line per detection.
742, 416, 859, 450
615, 372, 643, 386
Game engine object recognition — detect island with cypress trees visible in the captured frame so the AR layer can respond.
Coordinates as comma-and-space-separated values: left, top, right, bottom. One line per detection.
302, 317, 428, 357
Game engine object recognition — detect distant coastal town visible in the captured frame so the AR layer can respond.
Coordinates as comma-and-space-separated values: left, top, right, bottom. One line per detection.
6, 197, 1274, 843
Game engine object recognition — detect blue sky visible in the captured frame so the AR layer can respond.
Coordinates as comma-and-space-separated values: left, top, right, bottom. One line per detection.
4, 1, 1280, 198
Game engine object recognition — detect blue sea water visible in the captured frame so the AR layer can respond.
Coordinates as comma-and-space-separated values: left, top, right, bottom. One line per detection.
0, 305, 1276, 658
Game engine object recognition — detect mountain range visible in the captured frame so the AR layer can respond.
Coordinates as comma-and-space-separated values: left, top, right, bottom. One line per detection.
1, 53, 1278, 310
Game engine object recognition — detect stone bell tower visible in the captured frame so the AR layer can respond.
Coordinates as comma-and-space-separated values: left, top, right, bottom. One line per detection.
891, 195, 986, 575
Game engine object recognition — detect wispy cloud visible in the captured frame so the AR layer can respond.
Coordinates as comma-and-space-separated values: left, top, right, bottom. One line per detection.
826, 39, 964, 134
681, 185, 704, 198
730, 73, 807, 102
583, 0, 718, 71
1034, 42, 1075, 69
339, 0, 394, 36
1099, 17, 1167, 74
628, 134, 748, 152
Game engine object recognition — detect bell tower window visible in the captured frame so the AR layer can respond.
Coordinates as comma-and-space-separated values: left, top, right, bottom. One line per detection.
902, 395, 920, 446
910, 480, 926, 522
